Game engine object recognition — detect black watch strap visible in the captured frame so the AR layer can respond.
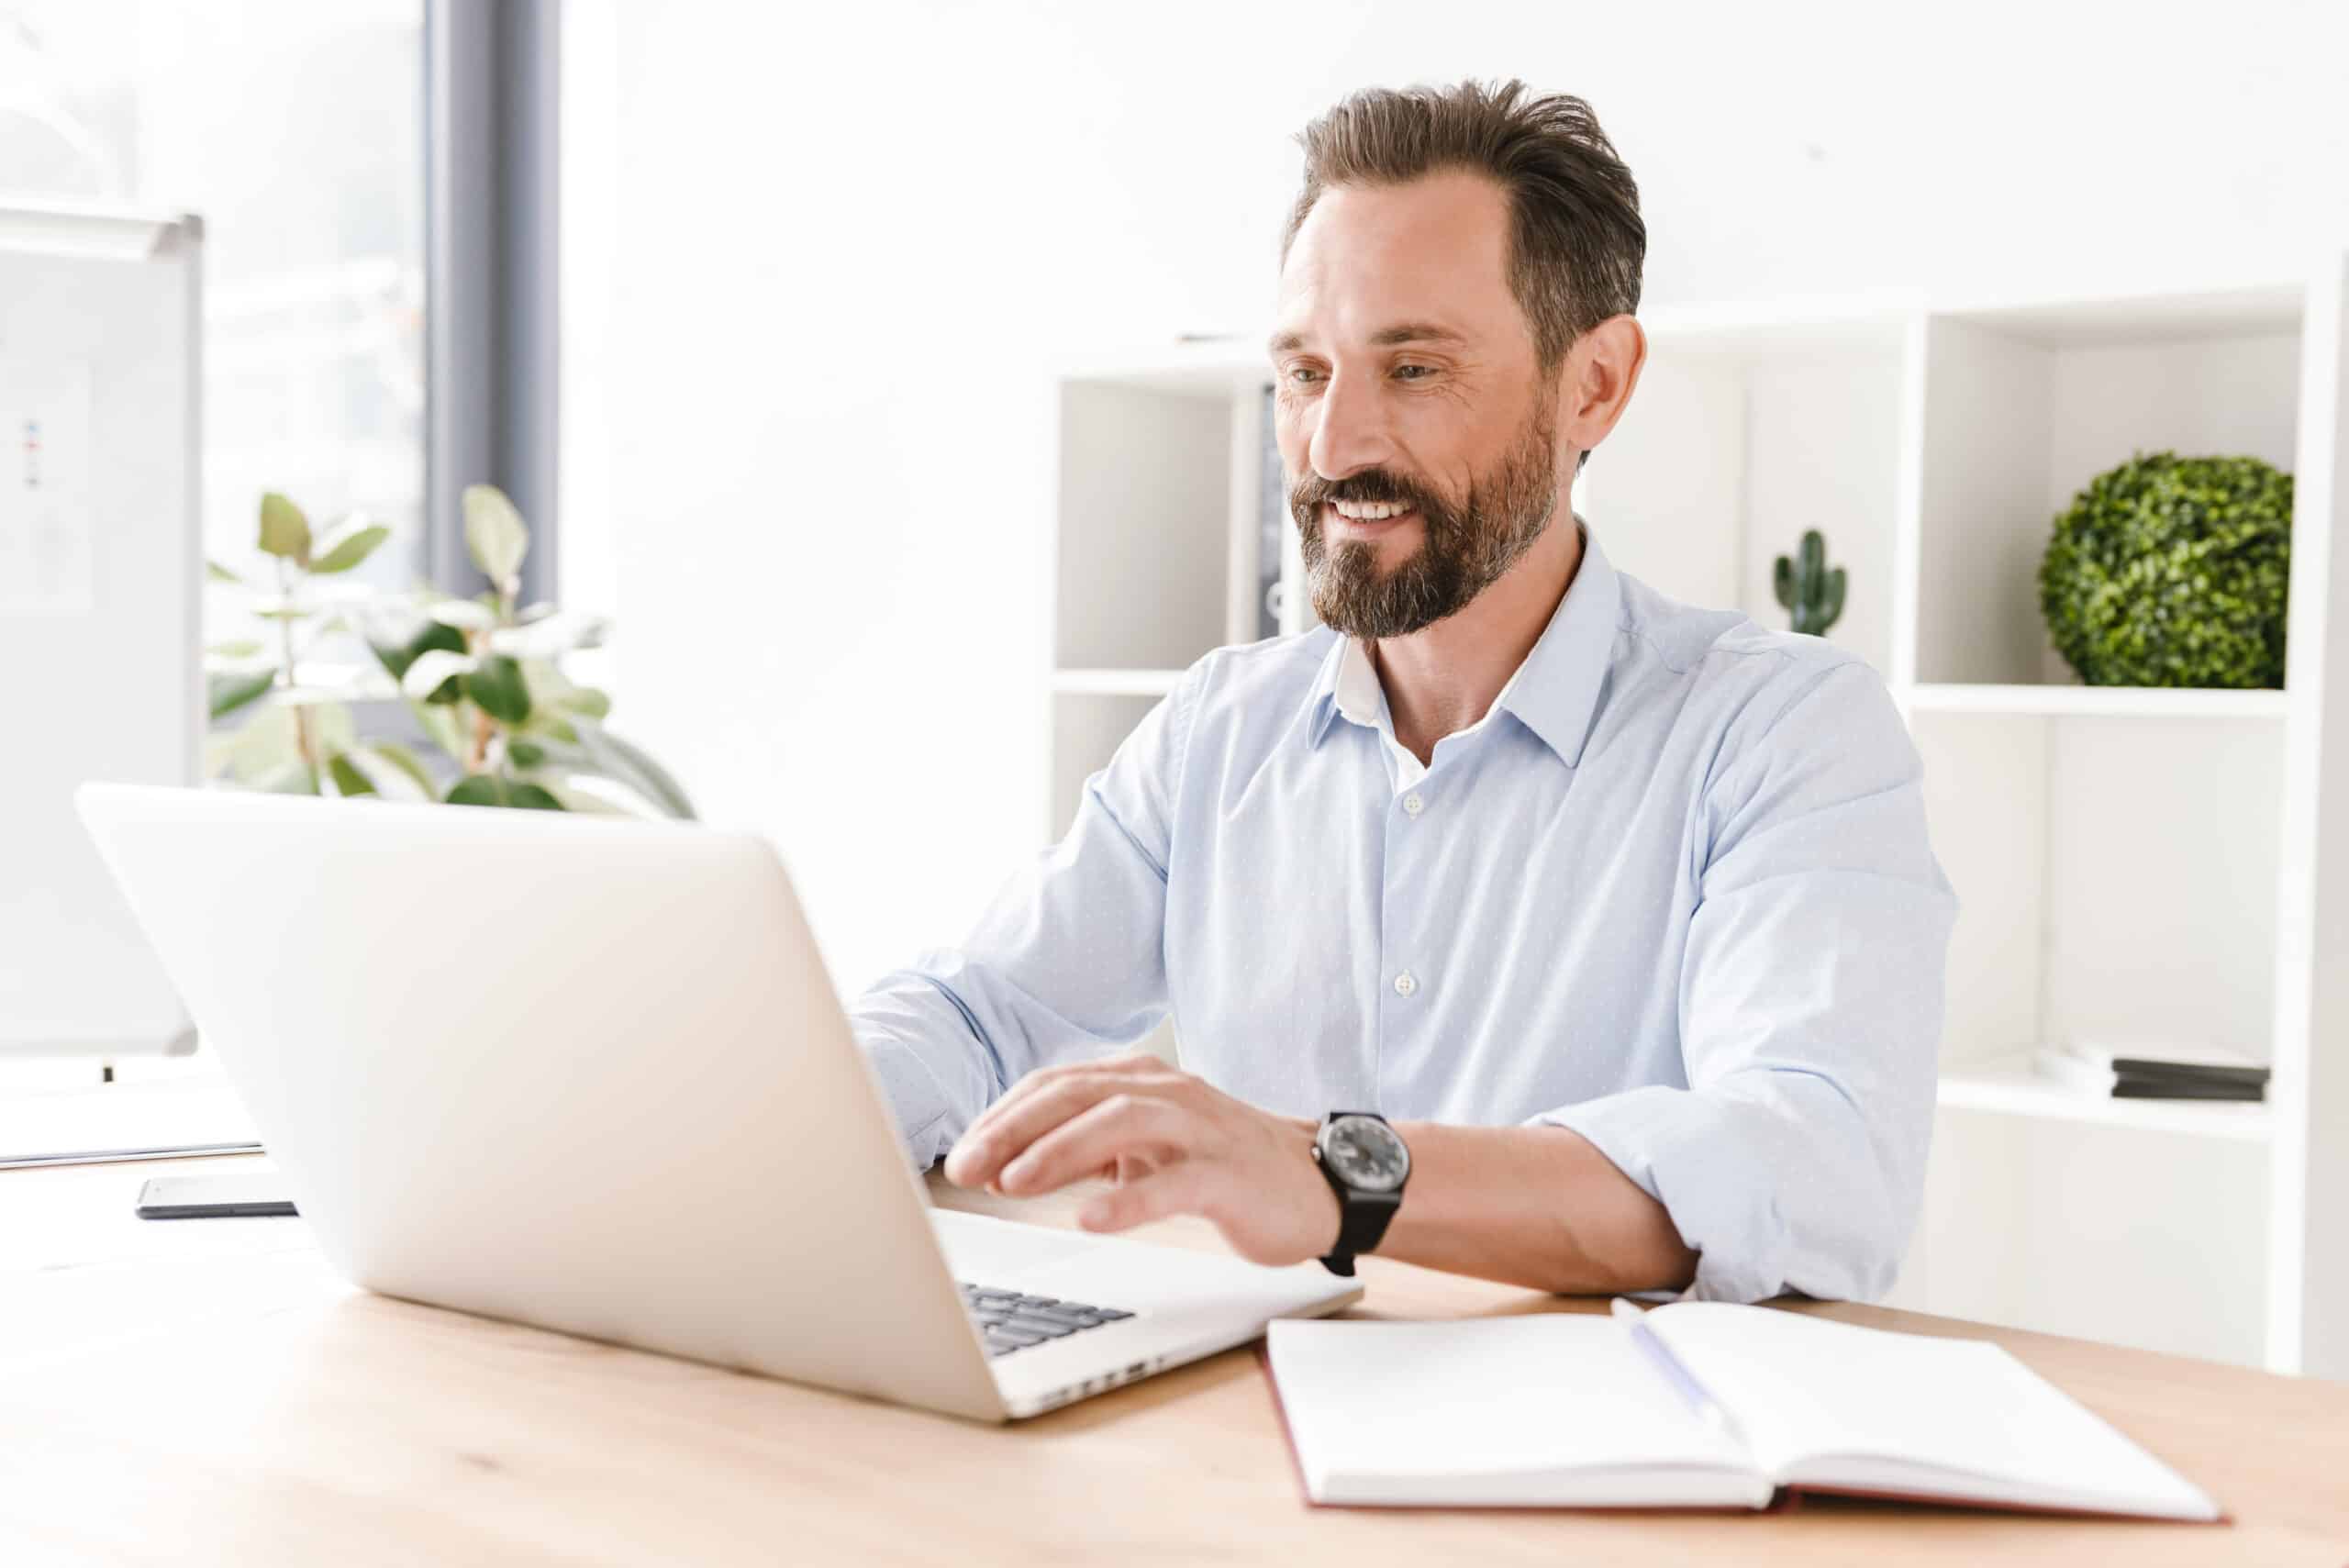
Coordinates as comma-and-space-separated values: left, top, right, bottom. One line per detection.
1314, 1112, 1408, 1277
1320, 1186, 1401, 1277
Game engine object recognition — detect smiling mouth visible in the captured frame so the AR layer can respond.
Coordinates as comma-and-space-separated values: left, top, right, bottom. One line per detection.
1324, 500, 1420, 533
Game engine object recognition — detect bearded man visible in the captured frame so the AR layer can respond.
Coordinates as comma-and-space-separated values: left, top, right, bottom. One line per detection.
850, 79, 1954, 1304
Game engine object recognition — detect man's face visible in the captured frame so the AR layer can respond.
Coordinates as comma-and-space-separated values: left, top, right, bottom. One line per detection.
1271, 172, 1564, 639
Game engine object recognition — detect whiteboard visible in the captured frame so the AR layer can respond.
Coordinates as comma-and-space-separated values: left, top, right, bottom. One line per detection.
0, 205, 201, 1056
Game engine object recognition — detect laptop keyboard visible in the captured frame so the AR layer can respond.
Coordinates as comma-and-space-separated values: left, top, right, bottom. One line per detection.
960, 1282, 1134, 1358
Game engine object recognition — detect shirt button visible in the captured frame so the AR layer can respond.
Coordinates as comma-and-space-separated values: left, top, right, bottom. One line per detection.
1402, 792, 1425, 817
1393, 971, 1418, 998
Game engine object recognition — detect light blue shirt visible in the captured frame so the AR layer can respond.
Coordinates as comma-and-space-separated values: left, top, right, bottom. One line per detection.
850, 527, 1955, 1303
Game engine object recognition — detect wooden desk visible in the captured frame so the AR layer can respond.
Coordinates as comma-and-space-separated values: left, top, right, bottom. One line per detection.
4, 1152, 2344, 1566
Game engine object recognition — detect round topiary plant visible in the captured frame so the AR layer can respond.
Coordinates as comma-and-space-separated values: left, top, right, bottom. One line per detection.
2039, 451, 2293, 688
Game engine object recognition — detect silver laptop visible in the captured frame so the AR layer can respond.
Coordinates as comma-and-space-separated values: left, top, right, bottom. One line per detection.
76, 784, 1361, 1420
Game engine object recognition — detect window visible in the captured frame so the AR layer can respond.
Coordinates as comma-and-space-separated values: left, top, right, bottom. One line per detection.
0, 0, 428, 584
0, 2, 557, 1109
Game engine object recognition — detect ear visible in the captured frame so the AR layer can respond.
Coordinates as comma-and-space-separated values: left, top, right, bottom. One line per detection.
1554, 316, 1647, 462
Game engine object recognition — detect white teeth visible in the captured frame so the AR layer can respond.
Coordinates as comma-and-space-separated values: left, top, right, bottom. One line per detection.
1332, 500, 1410, 520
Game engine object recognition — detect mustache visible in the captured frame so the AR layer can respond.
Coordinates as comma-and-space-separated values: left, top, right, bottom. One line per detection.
1288, 468, 1444, 516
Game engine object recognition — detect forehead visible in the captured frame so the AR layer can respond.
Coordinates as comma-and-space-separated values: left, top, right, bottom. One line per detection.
1275, 171, 1522, 349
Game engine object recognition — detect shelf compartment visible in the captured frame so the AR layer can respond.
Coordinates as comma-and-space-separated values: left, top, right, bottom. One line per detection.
1892, 1103, 2270, 1366
1904, 683, 2288, 719
1914, 707, 2283, 1091
1055, 379, 1234, 672
1581, 317, 1906, 679
1911, 292, 2303, 687
1937, 1052, 2271, 1141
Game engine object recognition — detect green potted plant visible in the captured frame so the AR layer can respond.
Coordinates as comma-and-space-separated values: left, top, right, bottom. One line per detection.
1773, 529, 1846, 637
2039, 451, 2292, 688
206, 485, 693, 817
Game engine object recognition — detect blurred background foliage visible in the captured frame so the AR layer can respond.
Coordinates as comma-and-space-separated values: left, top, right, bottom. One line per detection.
206, 484, 694, 817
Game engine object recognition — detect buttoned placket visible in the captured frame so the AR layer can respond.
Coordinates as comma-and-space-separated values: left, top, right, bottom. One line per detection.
1376, 744, 1433, 1108
1336, 632, 1515, 1110
1369, 714, 1518, 1105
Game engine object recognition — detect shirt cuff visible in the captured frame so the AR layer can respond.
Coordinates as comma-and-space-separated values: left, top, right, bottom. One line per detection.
1530, 1084, 1798, 1305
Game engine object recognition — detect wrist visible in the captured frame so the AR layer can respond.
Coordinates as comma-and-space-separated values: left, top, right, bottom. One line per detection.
1309, 1112, 1410, 1276
1305, 1131, 1342, 1254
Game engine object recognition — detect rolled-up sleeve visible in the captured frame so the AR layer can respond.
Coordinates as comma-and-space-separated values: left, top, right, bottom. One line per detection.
848, 668, 1198, 1169
1534, 661, 1955, 1303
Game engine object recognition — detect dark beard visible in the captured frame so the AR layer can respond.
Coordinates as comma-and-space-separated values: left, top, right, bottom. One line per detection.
1290, 395, 1562, 639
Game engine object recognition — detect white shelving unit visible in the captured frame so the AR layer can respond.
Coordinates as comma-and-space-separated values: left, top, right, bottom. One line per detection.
1937, 1053, 2274, 1143
1049, 668, 1187, 697
1050, 260, 2349, 1378
1905, 684, 2291, 719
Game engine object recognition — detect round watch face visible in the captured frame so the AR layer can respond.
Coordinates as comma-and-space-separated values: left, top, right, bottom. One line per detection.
1322, 1115, 1409, 1193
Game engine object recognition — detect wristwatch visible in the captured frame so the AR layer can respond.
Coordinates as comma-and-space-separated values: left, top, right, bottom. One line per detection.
1310, 1111, 1410, 1276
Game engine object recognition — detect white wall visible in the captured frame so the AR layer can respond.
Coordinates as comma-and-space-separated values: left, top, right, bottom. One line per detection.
564, 0, 2349, 987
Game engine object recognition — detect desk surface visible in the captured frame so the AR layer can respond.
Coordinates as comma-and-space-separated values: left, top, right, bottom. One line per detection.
3, 1152, 2344, 1567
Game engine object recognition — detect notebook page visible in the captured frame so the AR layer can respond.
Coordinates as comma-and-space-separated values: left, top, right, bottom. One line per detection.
1651, 1304, 2217, 1519
1264, 1318, 1766, 1508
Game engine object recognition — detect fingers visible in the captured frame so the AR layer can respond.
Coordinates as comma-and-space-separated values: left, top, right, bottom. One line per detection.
996, 1093, 1190, 1197
1108, 1150, 1159, 1185
945, 1053, 1184, 1188
1077, 1162, 1208, 1234
947, 1074, 1122, 1188
963, 1051, 1170, 1147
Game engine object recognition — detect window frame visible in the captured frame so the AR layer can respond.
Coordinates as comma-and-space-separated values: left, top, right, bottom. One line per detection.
423, 0, 561, 605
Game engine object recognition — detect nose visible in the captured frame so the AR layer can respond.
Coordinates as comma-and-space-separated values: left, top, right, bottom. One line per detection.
1306, 363, 1398, 483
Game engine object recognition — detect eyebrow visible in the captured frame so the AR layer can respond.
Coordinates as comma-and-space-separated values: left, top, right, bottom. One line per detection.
1267, 322, 1468, 355
1368, 321, 1467, 348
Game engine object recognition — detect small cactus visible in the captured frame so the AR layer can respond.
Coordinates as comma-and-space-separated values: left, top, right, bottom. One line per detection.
1773, 528, 1847, 637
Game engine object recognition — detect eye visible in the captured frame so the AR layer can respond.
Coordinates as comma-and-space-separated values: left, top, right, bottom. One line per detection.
1286, 363, 1327, 386
1393, 363, 1434, 382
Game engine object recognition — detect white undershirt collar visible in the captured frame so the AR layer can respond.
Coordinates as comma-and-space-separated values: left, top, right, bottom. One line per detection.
1330, 637, 1530, 792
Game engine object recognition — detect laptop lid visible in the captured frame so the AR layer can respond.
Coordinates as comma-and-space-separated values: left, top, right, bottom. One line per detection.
76, 784, 1008, 1421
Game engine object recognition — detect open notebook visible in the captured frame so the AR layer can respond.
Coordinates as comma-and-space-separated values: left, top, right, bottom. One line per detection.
1264, 1303, 2220, 1520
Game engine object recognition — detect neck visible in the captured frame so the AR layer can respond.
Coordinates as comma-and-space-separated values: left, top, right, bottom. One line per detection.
1369, 514, 1585, 766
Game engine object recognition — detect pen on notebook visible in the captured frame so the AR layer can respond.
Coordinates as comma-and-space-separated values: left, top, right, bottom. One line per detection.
1610, 1297, 1750, 1449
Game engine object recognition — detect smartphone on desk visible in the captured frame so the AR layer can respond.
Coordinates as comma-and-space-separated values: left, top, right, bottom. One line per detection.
135, 1173, 297, 1219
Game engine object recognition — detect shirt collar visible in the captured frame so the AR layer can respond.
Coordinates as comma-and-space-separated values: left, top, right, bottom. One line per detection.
1331, 633, 1390, 730
1303, 521, 1621, 769
1303, 629, 1353, 747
